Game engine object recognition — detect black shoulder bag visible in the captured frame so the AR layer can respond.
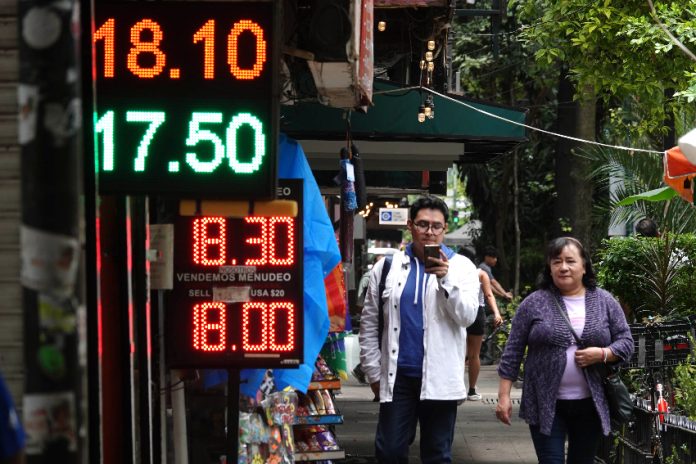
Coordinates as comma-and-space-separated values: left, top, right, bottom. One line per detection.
552, 296, 633, 427
376, 255, 393, 347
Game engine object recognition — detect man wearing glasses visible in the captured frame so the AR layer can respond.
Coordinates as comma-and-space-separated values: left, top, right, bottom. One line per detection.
359, 196, 479, 463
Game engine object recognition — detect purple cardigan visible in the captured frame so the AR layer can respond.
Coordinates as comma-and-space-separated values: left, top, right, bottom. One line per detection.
498, 287, 634, 436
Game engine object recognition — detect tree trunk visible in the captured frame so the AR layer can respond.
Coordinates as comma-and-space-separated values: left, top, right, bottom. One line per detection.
494, 158, 513, 289
554, 69, 595, 246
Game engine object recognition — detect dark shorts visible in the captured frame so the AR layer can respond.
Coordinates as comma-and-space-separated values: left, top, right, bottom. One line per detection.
466, 306, 486, 336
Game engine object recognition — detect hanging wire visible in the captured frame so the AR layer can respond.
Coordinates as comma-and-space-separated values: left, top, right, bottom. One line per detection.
372, 85, 664, 155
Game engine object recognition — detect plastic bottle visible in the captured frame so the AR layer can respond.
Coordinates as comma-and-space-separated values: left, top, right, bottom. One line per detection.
656, 383, 669, 423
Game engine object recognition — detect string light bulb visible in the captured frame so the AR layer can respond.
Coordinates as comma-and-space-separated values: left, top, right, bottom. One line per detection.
425, 95, 435, 119
417, 104, 426, 123
420, 60, 426, 70
427, 61, 434, 72
377, 21, 386, 32
427, 40, 435, 51
425, 51, 433, 62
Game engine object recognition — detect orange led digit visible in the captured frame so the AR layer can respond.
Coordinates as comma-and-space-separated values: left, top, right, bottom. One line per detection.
192, 302, 226, 351
242, 302, 268, 351
193, 19, 216, 79
228, 19, 267, 80
192, 217, 226, 266
94, 18, 115, 78
127, 19, 166, 78
268, 302, 294, 351
269, 216, 294, 266
244, 216, 267, 265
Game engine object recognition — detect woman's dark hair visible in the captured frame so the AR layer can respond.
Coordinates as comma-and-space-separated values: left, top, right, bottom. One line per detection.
409, 195, 449, 223
537, 237, 597, 290
458, 246, 477, 263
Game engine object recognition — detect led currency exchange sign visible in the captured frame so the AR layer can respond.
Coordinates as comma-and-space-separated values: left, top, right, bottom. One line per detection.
167, 180, 303, 368
93, 2, 279, 197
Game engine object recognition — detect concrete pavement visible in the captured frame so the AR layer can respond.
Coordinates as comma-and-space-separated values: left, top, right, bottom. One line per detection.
333, 365, 537, 463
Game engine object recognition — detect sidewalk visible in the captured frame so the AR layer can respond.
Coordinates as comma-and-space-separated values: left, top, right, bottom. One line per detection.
334, 365, 536, 463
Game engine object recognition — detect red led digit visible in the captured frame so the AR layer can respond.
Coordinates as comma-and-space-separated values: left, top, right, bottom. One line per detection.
193, 19, 215, 79
228, 19, 267, 80
192, 302, 226, 351
244, 216, 267, 265
127, 19, 167, 78
269, 217, 294, 266
193, 217, 226, 266
94, 18, 115, 78
268, 302, 295, 351
242, 302, 268, 351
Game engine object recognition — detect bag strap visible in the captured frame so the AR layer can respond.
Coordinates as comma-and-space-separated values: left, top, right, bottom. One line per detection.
377, 255, 393, 347
551, 295, 584, 347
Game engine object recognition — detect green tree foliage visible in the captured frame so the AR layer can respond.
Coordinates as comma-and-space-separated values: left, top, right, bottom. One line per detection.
586, 146, 696, 234
512, 0, 696, 138
595, 234, 696, 320
452, 4, 558, 289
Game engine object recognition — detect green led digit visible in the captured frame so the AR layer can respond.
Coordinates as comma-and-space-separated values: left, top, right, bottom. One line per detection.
126, 111, 166, 172
95, 111, 115, 171
185, 112, 225, 172
226, 113, 266, 174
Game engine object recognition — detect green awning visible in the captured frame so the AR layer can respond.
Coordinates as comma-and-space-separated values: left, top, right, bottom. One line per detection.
281, 79, 528, 161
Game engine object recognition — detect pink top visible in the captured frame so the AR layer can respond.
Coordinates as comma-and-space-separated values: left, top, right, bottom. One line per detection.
557, 295, 592, 400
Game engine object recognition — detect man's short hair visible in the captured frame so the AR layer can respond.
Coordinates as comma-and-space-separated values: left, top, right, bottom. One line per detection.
635, 218, 659, 237
482, 246, 498, 258
409, 195, 449, 223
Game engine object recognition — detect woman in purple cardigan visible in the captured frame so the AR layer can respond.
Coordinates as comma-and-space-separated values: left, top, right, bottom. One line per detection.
495, 237, 633, 464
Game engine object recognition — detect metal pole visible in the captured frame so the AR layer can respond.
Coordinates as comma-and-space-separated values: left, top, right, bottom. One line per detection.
227, 369, 240, 464
18, 0, 83, 461
171, 370, 189, 464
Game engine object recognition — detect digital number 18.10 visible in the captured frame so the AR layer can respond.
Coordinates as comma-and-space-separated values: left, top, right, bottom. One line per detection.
93, 18, 267, 80
95, 110, 266, 174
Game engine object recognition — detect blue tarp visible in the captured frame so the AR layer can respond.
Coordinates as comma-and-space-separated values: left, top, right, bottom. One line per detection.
204, 134, 341, 396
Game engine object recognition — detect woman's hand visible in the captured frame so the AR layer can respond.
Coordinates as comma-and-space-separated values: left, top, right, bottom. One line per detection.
493, 313, 504, 327
574, 347, 604, 368
496, 396, 513, 425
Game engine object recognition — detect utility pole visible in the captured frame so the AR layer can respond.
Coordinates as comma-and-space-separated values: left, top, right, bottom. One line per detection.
18, 0, 83, 461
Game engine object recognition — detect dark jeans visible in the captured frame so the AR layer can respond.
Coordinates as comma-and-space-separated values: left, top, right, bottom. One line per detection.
375, 373, 458, 464
529, 398, 602, 464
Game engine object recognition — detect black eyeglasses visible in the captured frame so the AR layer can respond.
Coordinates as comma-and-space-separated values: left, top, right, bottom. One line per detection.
413, 221, 445, 235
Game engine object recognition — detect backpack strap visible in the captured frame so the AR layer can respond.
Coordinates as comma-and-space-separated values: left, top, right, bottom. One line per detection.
377, 255, 393, 348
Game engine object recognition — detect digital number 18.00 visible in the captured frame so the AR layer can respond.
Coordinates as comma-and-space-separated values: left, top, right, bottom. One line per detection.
95, 111, 266, 174
193, 301, 295, 352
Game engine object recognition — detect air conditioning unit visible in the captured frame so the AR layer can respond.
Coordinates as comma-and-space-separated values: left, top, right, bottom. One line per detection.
299, 0, 374, 109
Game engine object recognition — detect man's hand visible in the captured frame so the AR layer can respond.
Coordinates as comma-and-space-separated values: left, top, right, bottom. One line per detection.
493, 313, 504, 327
425, 250, 449, 279
504, 291, 513, 300
370, 381, 380, 402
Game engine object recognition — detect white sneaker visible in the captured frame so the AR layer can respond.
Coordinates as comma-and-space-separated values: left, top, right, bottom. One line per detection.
467, 392, 482, 401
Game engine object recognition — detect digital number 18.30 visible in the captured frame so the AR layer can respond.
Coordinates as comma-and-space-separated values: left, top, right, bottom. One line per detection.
95, 110, 266, 174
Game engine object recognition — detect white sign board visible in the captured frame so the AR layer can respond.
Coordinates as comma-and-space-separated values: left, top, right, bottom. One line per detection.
379, 208, 409, 225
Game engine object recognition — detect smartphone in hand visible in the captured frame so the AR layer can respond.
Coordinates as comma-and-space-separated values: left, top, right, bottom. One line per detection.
424, 244, 440, 268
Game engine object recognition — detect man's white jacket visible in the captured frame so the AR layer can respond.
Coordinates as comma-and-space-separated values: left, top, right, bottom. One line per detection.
359, 249, 479, 402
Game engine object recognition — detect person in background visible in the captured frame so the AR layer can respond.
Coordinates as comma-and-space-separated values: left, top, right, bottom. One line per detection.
352, 254, 385, 385
459, 248, 503, 401
479, 246, 513, 300
0, 371, 25, 464
478, 246, 512, 365
496, 237, 634, 464
635, 218, 659, 237
359, 196, 479, 464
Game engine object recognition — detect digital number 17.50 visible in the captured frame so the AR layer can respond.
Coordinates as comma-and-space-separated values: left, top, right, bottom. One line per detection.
95, 110, 266, 174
